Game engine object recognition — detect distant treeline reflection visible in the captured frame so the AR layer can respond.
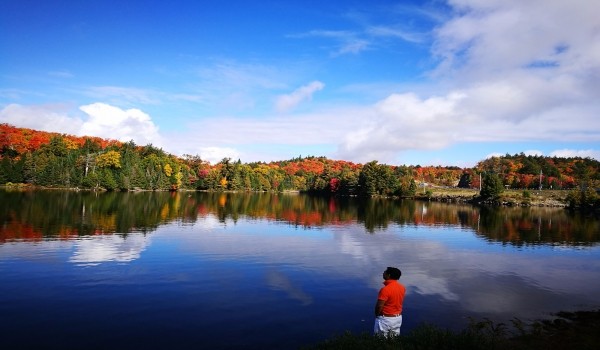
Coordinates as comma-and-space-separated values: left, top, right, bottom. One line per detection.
1, 190, 598, 245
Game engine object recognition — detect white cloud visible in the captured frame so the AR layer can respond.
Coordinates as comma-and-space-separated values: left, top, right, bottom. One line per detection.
484, 153, 504, 159
337, 39, 370, 55
84, 85, 209, 106
79, 103, 163, 146
293, 7, 432, 56
550, 149, 600, 160
0, 103, 83, 134
196, 146, 240, 164
165, 107, 359, 162
336, 92, 466, 163
0, 89, 27, 100
434, 0, 600, 79
290, 30, 371, 56
523, 150, 544, 157
332, 0, 600, 163
179, 108, 361, 148
275, 81, 324, 113
191, 61, 290, 112
367, 25, 426, 43
198, 61, 287, 91
0, 102, 163, 148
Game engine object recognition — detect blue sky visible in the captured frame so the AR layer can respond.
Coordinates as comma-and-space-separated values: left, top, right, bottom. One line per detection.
1, 0, 599, 166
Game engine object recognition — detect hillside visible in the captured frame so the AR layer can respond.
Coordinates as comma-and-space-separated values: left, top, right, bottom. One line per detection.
1, 124, 598, 209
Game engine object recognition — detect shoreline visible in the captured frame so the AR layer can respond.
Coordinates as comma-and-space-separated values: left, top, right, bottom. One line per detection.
0, 183, 575, 208
306, 309, 600, 350
412, 187, 569, 208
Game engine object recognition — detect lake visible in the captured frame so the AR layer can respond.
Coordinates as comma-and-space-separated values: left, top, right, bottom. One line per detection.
1, 190, 599, 349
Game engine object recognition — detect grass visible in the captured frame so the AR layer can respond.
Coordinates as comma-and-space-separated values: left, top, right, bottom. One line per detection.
303, 310, 600, 350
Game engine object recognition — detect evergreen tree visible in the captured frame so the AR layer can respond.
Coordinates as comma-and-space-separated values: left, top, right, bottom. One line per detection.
480, 172, 504, 199
407, 179, 417, 196
457, 172, 472, 188
358, 161, 380, 196
358, 161, 396, 196
0, 157, 9, 183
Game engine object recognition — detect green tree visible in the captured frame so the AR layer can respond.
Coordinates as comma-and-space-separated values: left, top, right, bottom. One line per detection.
457, 171, 472, 188
338, 165, 359, 195
358, 161, 379, 196
480, 172, 504, 199
0, 157, 10, 183
98, 168, 118, 190
358, 161, 396, 196
406, 179, 417, 196
143, 154, 163, 190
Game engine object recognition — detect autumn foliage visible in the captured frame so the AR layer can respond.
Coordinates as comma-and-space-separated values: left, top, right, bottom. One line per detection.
1, 124, 599, 196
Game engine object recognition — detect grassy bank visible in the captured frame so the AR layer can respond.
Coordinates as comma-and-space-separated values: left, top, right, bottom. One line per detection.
414, 187, 569, 207
304, 310, 600, 350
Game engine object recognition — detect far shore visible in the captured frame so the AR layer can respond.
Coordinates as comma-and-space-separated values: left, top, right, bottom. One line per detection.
413, 187, 569, 207
0, 183, 573, 208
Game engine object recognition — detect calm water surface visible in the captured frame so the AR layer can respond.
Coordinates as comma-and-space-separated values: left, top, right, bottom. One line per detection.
1, 190, 599, 349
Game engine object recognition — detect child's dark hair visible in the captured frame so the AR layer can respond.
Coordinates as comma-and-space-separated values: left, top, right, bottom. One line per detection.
386, 267, 401, 280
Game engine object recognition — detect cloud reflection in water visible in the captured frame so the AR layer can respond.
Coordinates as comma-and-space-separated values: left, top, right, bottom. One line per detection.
174, 214, 600, 323
69, 234, 151, 266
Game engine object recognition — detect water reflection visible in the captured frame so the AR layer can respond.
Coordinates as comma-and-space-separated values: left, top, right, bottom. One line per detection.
69, 234, 151, 265
475, 206, 599, 245
1, 190, 598, 246
265, 268, 313, 306
1, 190, 599, 349
151, 213, 600, 328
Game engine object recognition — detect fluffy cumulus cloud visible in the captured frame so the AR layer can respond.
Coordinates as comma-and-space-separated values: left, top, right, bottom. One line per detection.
0, 102, 163, 148
336, 0, 600, 162
79, 103, 162, 145
336, 92, 464, 163
0, 103, 84, 134
275, 81, 324, 113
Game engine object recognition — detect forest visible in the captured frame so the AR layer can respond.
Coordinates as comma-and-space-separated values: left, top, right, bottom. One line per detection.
1, 123, 599, 199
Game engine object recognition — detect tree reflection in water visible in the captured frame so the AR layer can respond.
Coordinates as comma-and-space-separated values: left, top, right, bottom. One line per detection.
1, 190, 598, 246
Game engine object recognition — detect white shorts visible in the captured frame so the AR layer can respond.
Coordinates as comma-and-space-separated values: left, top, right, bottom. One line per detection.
373, 315, 402, 336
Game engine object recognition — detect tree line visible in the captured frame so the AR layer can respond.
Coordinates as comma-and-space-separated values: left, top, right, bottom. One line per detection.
1, 124, 599, 200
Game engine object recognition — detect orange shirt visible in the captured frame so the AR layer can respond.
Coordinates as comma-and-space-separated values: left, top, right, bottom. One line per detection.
377, 280, 406, 315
